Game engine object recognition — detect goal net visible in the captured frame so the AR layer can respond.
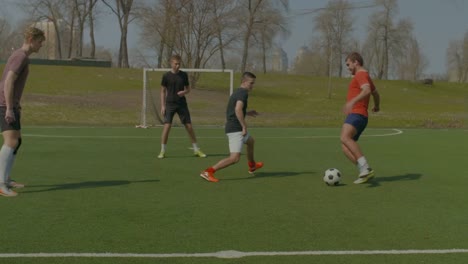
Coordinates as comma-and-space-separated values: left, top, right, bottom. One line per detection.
138, 68, 234, 128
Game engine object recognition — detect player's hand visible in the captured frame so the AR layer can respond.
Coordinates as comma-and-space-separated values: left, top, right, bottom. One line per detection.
160, 107, 166, 116
177, 90, 185, 97
242, 127, 247, 136
247, 110, 259, 117
5, 109, 15, 124
372, 105, 380, 113
343, 102, 353, 115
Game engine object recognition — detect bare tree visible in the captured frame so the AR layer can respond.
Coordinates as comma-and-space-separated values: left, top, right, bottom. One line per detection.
395, 37, 428, 81
363, 0, 413, 80
314, 0, 354, 77
87, 0, 100, 58
22, 0, 68, 59
237, 0, 290, 73
139, 0, 183, 68
254, 1, 290, 74
210, 0, 239, 70
447, 31, 468, 83
71, 0, 98, 57
102, 0, 137, 68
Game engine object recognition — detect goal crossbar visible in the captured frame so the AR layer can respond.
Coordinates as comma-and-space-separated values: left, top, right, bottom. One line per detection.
138, 68, 234, 128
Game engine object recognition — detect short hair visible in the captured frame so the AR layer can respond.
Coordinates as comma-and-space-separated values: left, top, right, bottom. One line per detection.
346, 52, 364, 66
24, 27, 45, 41
242, 71, 256, 82
170, 54, 182, 62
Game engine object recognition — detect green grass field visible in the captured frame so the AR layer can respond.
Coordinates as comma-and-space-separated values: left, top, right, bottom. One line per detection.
0, 64, 466, 263
1, 126, 467, 264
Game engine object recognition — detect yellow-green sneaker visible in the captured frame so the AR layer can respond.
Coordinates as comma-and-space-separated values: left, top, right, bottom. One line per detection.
194, 149, 207, 158
353, 168, 375, 184
157, 151, 165, 159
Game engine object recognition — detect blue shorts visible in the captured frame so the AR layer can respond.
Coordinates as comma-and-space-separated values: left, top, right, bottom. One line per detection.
344, 113, 368, 141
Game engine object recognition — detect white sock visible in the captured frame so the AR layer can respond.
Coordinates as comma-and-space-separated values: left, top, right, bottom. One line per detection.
0, 145, 15, 184
6, 154, 16, 183
161, 144, 166, 152
192, 143, 199, 152
357, 156, 369, 172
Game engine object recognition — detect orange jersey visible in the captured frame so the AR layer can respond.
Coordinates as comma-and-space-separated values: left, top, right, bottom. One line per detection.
346, 71, 376, 117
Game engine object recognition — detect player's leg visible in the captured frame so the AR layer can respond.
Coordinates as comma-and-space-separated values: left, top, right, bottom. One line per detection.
341, 114, 374, 183
0, 131, 20, 197
200, 132, 242, 182
245, 135, 263, 174
159, 105, 176, 159
341, 143, 357, 165
179, 105, 206, 157
7, 136, 24, 189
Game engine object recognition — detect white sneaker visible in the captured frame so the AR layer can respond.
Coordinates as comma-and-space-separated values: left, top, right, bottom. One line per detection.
0, 185, 18, 197
354, 168, 375, 184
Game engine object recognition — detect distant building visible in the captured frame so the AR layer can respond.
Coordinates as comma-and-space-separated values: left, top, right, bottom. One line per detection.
294, 46, 310, 65
32, 19, 60, 59
271, 47, 288, 73
32, 18, 77, 60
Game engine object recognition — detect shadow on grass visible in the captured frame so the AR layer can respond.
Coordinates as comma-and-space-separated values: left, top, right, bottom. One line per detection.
222, 171, 315, 181
367, 173, 422, 188
158, 153, 228, 159
20, 179, 159, 193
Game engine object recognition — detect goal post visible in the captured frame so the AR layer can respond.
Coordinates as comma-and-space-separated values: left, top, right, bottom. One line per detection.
137, 68, 234, 128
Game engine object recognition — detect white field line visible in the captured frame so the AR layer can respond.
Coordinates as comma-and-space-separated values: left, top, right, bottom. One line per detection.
0, 249, 468, 259
22, 129, 403, 139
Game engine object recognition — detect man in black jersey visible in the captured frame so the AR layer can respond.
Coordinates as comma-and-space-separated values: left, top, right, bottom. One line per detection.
158, 55, 206, 159
200, 72, 263, 182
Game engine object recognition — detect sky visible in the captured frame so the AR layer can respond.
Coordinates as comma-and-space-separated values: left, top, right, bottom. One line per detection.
3, 0, 468, 75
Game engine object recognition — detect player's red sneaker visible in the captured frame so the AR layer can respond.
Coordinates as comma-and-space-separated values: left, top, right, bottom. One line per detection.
248, 162, 264, 174
200, 171, 219, 182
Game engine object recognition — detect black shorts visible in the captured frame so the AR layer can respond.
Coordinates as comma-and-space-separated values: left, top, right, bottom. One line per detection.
164, 103, 192, 124
0, 107, 21, 132
344, 113, 368, 141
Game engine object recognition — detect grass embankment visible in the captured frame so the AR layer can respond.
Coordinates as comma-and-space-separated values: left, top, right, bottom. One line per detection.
0, 64, 466, 128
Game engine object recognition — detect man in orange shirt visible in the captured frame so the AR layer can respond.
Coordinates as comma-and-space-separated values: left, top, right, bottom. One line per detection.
341, 52, 380, 184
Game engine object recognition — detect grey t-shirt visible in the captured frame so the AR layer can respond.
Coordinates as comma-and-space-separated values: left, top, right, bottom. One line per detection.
0, 49, 29, 108
225, 88, 248, 133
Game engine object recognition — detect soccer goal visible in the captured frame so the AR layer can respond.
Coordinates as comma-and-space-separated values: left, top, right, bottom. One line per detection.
137, 68, 234, 128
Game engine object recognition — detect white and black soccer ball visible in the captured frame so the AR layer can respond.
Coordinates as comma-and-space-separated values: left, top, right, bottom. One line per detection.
323, 168, 342, 186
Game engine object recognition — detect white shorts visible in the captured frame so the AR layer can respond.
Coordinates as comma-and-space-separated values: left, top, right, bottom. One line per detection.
227, 132, 250, 153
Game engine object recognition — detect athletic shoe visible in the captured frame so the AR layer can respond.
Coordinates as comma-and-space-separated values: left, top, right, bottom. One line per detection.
194, 149, 207, 158
157, 151, 165, 159
0, 185, 18, 197
7, 180, 25, 189
200, 171, 219, 182
248, 162, 264, 175
353, 168, 375, 184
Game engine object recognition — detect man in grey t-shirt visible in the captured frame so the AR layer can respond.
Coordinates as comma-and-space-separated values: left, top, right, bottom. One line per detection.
0, 27, 45, 197
200, 72, 263, 182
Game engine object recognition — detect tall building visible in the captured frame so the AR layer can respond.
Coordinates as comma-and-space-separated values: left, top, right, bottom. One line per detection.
33, 19, 61, 59
271, 47, 288, 73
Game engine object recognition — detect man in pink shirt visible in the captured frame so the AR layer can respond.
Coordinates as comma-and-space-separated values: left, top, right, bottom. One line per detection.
0, 27, 45, 196
341, 52, 381, 184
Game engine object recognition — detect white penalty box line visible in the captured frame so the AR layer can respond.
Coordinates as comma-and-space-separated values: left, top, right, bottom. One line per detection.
1, 249, 468, 259
22, 129, 403, 139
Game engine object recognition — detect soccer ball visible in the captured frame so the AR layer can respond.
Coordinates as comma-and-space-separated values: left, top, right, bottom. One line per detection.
323, 168, 342, 186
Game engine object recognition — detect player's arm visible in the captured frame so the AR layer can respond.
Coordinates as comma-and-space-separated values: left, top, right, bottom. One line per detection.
371, 89, 380, 112
246, 110, 259, 117
160, 85, 167, 115
4, 70, 18, 123
343, 84, 372, 114
178, 85, 190, 96
235, 100, 247, 135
